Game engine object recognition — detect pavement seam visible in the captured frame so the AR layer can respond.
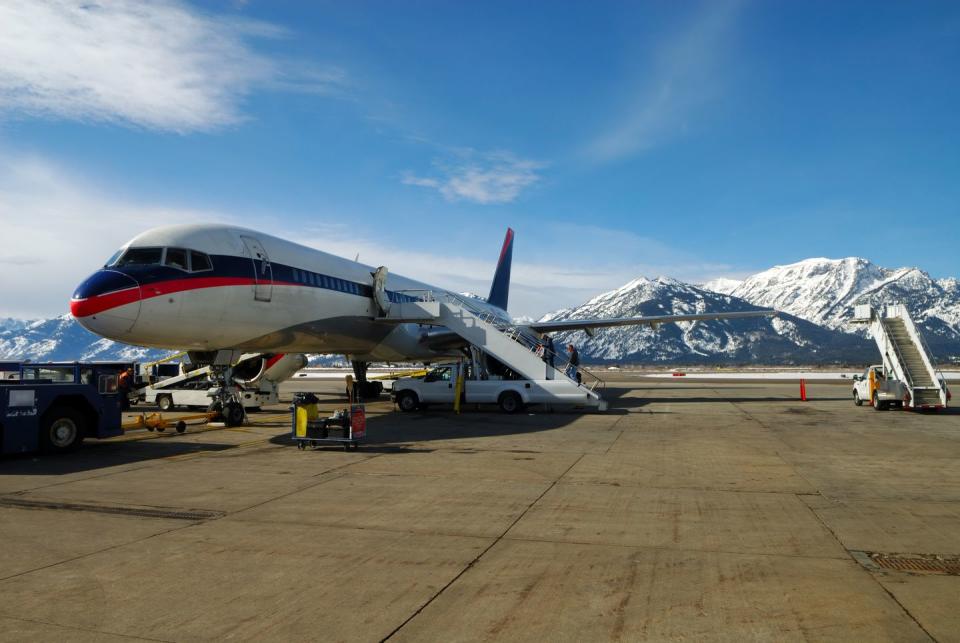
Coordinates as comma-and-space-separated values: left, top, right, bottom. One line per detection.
601, 414, 628, 455
727, 392, 939, 642
0, 614, 173, 642
225, 452, 388, 518
0, 519, 200, 584
798, 497, 939, 642
380, 453, 587, 642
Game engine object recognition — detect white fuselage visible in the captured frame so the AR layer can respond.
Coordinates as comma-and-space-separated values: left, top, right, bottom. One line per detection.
71, 223, 507, 362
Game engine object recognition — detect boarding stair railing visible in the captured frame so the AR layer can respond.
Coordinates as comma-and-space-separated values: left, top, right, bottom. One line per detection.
851, 303, 948, 408
395, 289, 606, 392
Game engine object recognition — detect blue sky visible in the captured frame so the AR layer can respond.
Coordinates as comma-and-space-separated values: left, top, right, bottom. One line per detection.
0, 0, 957, 319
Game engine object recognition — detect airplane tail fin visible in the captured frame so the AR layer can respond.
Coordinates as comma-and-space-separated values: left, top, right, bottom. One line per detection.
487, 228, 514, 311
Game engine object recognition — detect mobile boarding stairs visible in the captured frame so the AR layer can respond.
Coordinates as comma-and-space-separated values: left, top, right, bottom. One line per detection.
851, 303, 949, 410
379, 290, 608, 411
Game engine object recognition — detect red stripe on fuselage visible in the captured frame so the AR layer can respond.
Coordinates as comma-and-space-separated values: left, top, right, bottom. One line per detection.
71, 277, 298, 318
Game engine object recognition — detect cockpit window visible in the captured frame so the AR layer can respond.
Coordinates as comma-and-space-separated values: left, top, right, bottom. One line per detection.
164, 248, 188, 270
104, 248, 124, 267
115, 247, 163, 267
189, 250, 212, 272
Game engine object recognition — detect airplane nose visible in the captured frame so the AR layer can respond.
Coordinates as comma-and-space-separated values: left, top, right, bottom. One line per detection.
70, 270, 142, 338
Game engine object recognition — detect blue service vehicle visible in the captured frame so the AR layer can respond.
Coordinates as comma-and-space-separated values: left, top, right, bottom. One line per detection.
0, 362, 130, 455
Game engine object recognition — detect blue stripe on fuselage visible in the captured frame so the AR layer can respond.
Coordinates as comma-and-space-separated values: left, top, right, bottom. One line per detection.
90, 254, 421, 303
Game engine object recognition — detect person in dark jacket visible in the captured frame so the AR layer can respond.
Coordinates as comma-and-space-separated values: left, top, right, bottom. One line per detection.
543, 334, 557, 379
566, 343, 581, 383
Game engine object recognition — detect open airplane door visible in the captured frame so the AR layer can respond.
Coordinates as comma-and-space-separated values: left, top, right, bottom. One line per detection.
240, 235, 273, 302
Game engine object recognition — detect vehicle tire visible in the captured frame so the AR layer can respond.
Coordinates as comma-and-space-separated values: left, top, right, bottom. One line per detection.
498, 391, 524, 414
397, 391, 419, 413
157, 395, 174, 412
39, 406, 85, 454
175, 420, 187, 434
223, 402, 245, 427
872, 392, 886, 411
853, 391, 863, 406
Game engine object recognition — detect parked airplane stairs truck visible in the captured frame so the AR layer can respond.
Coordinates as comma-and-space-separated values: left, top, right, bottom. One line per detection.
381, 290, 608, 411
850, 304, 950, 410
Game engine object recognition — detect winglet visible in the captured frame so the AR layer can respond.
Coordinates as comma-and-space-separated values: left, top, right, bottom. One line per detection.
487, 228, 514, 311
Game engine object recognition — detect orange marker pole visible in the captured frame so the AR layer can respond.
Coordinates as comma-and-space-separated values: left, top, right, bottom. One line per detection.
800, 378, 807, 401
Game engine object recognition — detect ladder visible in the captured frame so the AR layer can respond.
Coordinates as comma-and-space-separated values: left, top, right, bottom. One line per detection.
382, 291, 607, 410
850, 304, 948, 409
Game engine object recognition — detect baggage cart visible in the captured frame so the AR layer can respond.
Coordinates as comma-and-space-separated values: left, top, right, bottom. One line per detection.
291, 393, 365, 451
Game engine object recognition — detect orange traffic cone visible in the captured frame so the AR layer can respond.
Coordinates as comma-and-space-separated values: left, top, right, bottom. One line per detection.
800, 378, 807, 401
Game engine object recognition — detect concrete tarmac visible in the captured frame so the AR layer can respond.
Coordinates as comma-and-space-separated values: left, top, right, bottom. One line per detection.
0, 377, 958, 641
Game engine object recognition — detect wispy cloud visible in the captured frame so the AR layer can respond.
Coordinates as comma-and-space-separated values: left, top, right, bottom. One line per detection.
0, 154, 229, 318
298, 221, 741, 319
0, 153, 742, 320
402, 151, 543, 204
584, 0, 744, 163
0, 0, 345, 133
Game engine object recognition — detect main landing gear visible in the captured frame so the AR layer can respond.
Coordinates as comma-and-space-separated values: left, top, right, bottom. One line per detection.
350, 360, 383, 401
191, 350, 247, 427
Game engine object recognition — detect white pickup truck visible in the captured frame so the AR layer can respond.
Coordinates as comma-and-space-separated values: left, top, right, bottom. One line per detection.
852, 364, 908, 410
391, 363, 596, 413
143, 380, 273, 411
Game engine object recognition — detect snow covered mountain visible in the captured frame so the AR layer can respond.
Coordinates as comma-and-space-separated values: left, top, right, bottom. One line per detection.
0, 314, 172, 362
3, 256, 956, 365
541, 276, 873, 364
715, 258, 960, 359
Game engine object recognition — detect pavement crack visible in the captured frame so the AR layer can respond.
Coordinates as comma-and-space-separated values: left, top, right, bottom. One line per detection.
380, 453, 586, 641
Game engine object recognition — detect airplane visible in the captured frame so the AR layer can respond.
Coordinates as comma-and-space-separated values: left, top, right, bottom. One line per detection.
71, 223, 776, 423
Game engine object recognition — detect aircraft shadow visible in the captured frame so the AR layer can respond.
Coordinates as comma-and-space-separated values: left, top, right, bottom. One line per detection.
0, 439, 235, 476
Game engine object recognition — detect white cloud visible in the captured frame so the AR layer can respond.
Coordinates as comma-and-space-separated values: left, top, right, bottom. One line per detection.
0, 0, 343, 132
402, 151, 543, 204
0, 154, 742, 320
297, 221, 741, 320
0, 154, 229, 317
585, 0, 744, 163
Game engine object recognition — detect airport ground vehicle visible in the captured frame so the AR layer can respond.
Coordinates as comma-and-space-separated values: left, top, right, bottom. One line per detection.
142, 380, 271, 412
140, 353, 305, 419
850, 304, 950, 411
0, 361, 126, 454
852, 365, 909, 410
392, 361, 604, 413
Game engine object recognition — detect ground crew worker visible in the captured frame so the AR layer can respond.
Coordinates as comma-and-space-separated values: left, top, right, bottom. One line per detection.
118, 367, 133, 410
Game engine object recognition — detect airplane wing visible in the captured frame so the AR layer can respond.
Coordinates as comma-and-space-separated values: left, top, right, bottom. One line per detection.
525, 309, 778, 334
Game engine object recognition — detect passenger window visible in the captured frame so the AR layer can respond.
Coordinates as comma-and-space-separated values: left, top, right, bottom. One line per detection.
165, 248, 188, 270
116, 247, 163, 266
189, 251, 212, 272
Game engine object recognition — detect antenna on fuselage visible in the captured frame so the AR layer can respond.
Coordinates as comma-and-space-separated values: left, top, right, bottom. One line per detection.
354, 253, 360, 262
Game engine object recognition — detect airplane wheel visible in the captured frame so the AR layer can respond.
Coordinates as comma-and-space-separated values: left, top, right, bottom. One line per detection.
853, 391, 863, 406
397, 391, 419, 413
224, 402, 245, 427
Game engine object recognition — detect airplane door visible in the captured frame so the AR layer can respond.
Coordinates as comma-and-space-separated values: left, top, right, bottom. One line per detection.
240, 236, 273, 302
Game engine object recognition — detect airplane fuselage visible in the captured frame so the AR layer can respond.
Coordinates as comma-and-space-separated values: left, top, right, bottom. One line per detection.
71, 224, 507, 362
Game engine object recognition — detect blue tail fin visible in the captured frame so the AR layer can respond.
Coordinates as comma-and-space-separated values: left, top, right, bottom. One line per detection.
487, 228, 514, 311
